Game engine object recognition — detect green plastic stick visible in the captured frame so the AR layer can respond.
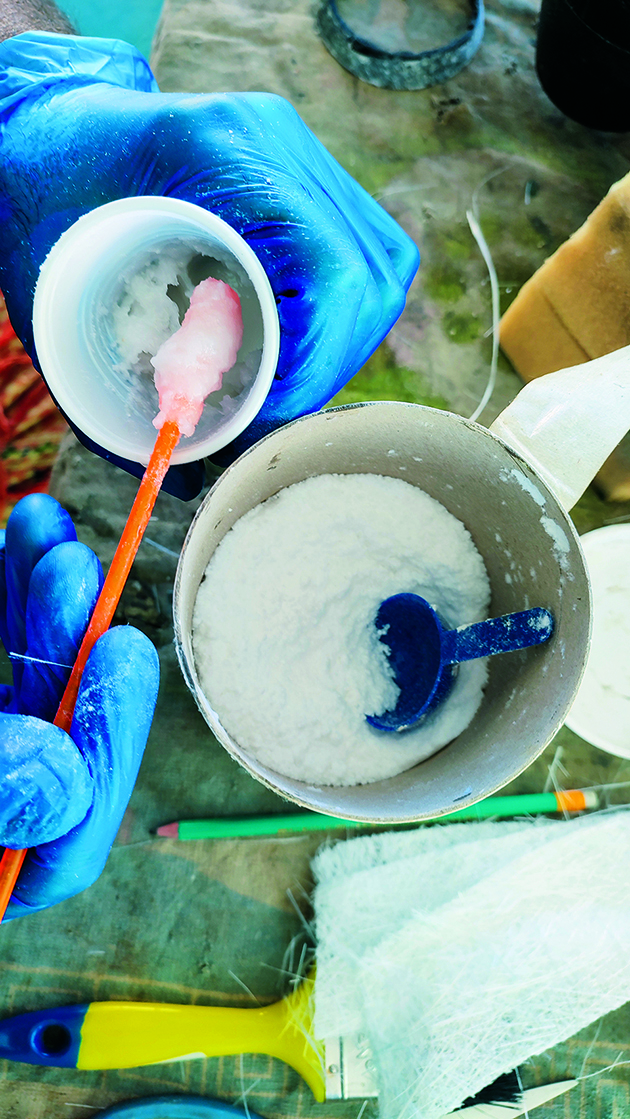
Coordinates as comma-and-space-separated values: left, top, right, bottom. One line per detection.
159, 789, 598, 841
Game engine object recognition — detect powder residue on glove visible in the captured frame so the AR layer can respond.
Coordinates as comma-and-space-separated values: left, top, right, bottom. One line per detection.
150, 277, 243, 437
192, 473, 491, 787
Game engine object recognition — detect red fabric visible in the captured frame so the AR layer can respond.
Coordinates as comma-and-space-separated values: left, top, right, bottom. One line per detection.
0, 296, 68, 526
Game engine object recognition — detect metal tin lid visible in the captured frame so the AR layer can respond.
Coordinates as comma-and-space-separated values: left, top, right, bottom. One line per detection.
316, 0, 484, 90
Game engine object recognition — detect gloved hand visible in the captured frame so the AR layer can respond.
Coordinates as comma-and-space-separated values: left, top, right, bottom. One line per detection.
0, 31, 419, 498
0, 492, 159, 920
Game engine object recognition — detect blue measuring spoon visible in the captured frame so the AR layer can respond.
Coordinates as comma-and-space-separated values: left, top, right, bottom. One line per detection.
367, 593, 554, 733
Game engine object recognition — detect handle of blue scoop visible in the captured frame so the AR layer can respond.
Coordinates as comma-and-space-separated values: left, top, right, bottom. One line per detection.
441, 607, 554, 665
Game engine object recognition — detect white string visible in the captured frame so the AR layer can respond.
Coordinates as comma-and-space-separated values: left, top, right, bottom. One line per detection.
542, 741, 569, 795
578, 1017, 603, 1079
466, 208, 499, 422
237, 1052, 253, 1119
286, 887, 317, 942
515, 1066, 530, 1119
376, 168, 508, 424
8, 653, 73, 666
143, 535, 180, 559
228, 969, 262, 1006
577, 1053, 630, 1079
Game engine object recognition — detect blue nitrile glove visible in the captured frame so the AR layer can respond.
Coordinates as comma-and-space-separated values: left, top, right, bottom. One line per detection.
0, 492, 159, 920
0, 31, 419, 497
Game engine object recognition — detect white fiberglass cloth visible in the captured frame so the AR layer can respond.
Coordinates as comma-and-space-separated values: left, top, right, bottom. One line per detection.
312, 813, 630, 1119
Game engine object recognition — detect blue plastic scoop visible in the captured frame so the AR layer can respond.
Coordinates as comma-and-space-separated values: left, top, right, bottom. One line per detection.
367, 593, 554, 732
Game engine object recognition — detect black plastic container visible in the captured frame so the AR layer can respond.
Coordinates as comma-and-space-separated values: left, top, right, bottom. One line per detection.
536, 0, 630, 131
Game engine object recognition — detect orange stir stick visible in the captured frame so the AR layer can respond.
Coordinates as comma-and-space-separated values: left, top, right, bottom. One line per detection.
0, 418, 181, 920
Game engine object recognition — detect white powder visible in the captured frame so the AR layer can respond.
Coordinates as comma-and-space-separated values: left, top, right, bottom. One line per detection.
112, 248, 187, 366
108, 244, 261, 427
192, 473, 491, 787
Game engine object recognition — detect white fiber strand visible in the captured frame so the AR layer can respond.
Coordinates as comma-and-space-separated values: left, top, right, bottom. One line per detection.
313, 813, 630, 1119
466, 208, 499, 423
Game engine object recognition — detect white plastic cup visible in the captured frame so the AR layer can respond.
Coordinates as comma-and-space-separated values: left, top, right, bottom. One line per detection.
32, 196, 280, 466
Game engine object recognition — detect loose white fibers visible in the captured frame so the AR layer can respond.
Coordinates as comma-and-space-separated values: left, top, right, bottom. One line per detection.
192, 473, 490, 786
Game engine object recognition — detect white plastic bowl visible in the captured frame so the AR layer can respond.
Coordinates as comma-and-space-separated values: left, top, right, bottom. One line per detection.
565, 523, 630, 757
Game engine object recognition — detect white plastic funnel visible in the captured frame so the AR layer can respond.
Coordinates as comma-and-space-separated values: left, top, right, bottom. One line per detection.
489, 345, 630, 511
32, 197, 280, 466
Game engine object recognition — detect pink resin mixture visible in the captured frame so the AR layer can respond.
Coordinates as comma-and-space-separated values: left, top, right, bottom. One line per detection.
151, 277, 243, 437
